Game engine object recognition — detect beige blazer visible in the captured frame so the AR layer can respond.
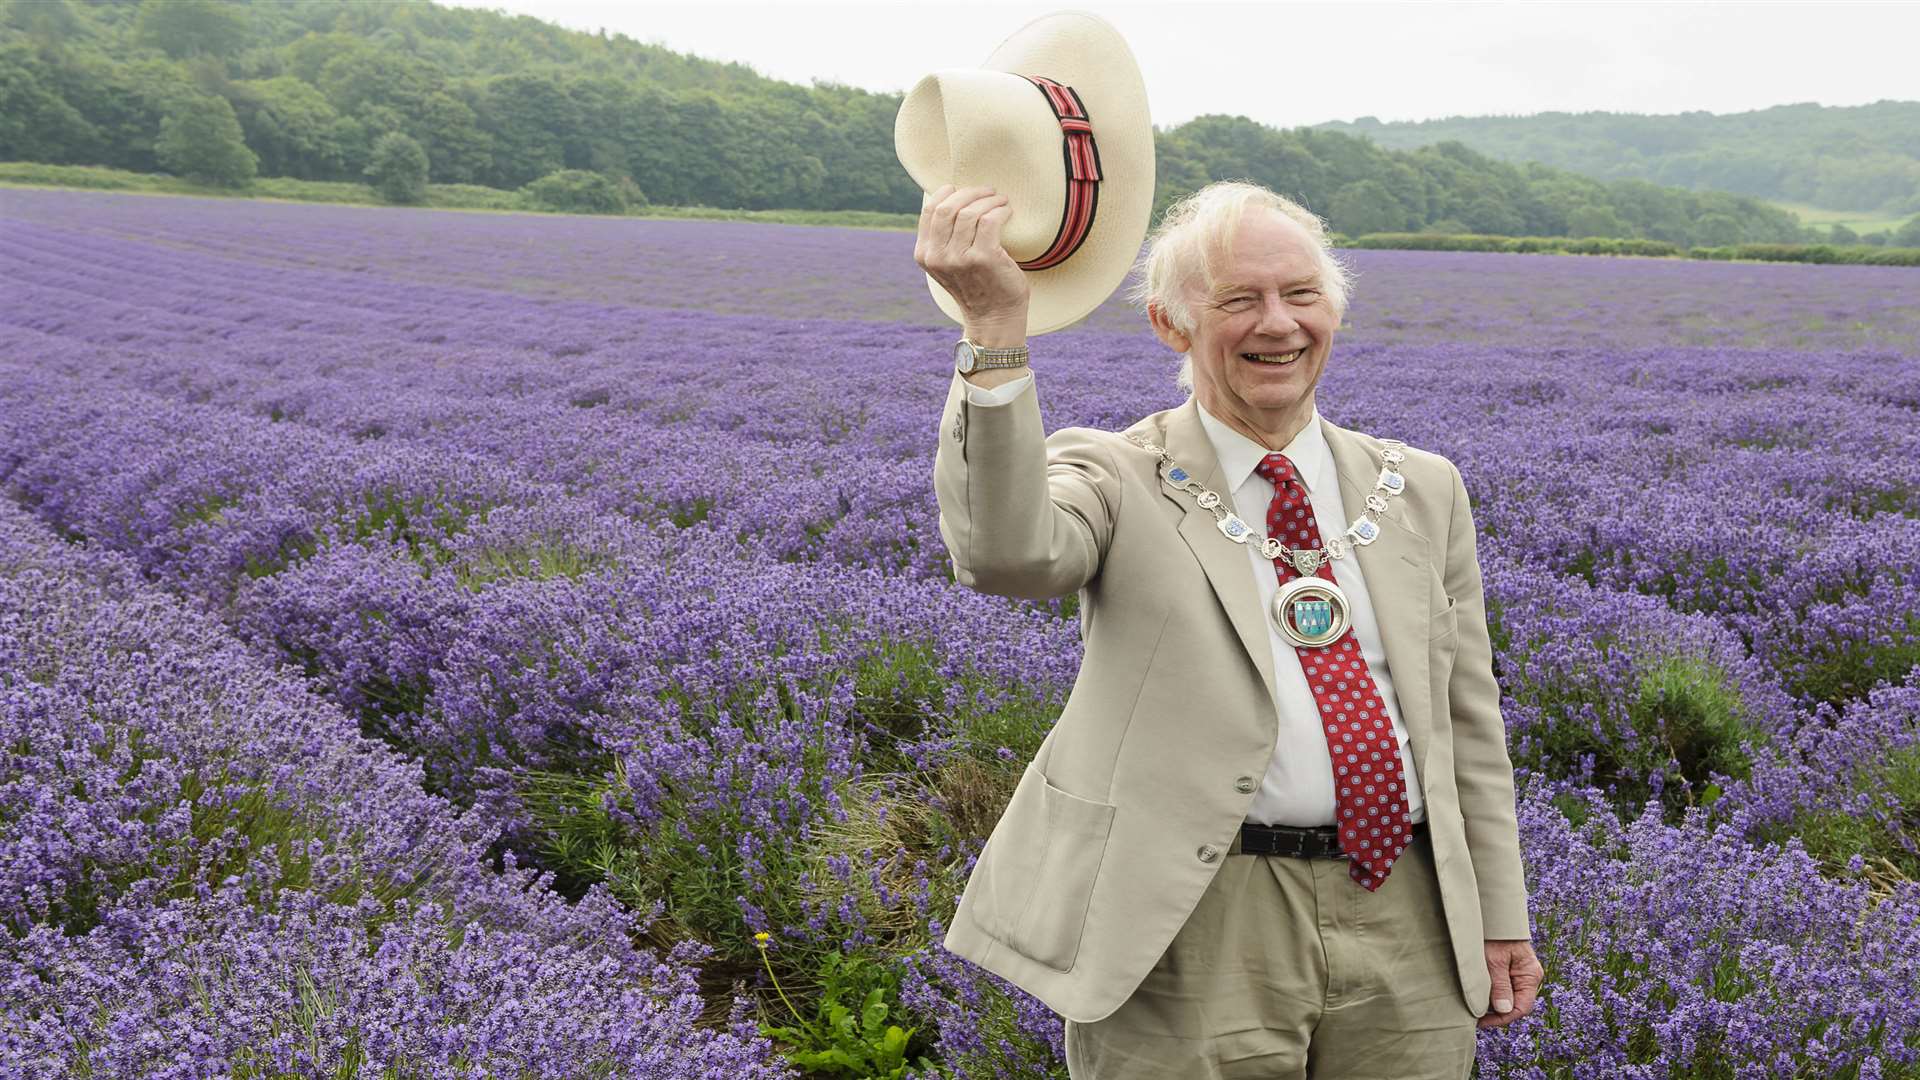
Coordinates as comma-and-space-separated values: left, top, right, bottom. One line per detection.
932, 370, 1531, 1025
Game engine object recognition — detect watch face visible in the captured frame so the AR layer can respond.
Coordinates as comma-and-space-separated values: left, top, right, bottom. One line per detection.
953, 340, 975, 373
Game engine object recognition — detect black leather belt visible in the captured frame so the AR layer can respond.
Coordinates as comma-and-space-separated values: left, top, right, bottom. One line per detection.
1238, 818, 1428, 859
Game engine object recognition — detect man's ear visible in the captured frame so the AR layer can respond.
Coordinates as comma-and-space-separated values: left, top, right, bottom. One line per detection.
1147, 302, 1192, 354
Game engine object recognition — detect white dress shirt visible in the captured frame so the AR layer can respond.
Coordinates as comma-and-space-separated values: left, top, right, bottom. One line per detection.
964, 372, 1425, 827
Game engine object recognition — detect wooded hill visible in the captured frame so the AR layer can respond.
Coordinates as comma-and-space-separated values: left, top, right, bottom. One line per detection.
0, 0, 1825, 246
1315, 103, 1920, 218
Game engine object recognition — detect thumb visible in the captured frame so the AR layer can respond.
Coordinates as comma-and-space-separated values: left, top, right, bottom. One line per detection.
1488, 955, 1514, 1013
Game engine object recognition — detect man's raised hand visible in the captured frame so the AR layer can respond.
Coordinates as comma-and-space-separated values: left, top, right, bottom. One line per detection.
913, 184, 1029, 346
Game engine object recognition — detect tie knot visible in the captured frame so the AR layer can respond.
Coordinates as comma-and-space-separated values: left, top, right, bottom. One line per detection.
1255, 452, 1299, 488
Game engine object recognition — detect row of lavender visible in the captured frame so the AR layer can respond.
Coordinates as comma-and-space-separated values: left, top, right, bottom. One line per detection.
10, 204, 1920, 712
0, 497, 791, 1077
3, 188, 1919, 1075
17, 361, 1920, 1078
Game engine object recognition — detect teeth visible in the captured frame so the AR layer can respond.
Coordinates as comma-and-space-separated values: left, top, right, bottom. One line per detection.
1245, 349, 1304, 364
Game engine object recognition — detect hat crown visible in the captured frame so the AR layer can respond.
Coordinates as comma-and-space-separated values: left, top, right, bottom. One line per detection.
895, 70, 1071, 263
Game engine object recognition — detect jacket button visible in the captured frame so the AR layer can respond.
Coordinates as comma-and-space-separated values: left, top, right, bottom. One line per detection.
1235, 776, 1257, 794
1197, 845, 1220, 863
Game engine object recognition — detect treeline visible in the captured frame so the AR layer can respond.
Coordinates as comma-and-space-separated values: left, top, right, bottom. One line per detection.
1317, 103, 1920, 217
1348, 232, 1920, 266
1152, 117, 1824, 248
0, 0, 1858, 247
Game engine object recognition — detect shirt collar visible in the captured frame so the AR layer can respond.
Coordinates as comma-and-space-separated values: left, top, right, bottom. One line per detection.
1193, 397, 1329, 496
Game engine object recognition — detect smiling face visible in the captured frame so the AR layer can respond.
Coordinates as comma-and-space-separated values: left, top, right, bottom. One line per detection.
1149, 207, 1340, 449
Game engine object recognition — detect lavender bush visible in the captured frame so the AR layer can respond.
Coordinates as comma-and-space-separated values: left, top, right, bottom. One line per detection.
2, 186, 1917, 1076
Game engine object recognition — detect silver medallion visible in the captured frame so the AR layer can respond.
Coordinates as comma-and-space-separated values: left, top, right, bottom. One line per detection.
1351, 518, 1380, 545
1382, 448, 1405, 464
1365, 493, 1388, 513
1217, 515, 1252, 543
1378, 469, 1405, 495
1272, 576, 1351, 648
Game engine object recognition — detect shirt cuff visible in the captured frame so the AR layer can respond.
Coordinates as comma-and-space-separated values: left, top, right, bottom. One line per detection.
964, 371, 1033, 407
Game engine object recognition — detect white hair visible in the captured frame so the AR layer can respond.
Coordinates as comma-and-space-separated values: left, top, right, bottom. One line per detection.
1124, 180, 1355, 395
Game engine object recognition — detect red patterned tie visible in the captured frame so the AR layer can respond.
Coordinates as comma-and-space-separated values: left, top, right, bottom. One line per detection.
1254, 451, 1412, 891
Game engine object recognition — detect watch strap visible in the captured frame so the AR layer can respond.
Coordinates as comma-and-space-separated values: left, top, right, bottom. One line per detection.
962, 340, 1030, 370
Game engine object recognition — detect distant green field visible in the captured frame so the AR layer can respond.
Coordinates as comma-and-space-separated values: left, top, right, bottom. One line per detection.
1770, 200, 1910, 236
0, 162, 920, 232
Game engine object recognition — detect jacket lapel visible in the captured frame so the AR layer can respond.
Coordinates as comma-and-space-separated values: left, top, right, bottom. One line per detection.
1150, 404, 1437, 781
1154, 399, 1284, 719
1323, 418, 1436, 781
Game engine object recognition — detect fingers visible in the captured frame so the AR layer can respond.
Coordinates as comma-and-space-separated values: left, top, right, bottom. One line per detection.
940, 188, 1004, 257
915, 185, 1001, 265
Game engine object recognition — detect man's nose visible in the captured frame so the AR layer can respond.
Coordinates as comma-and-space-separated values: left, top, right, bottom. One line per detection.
1256, 294, 1300, 337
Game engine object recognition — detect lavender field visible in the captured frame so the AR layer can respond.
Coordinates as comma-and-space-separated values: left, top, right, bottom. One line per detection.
3, 185, 1919, 1078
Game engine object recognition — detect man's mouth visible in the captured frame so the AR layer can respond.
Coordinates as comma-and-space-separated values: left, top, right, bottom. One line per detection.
1242, 349, 1305, 365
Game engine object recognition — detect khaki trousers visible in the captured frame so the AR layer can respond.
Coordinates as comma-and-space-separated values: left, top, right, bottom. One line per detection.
1064, 828, 1478, 1079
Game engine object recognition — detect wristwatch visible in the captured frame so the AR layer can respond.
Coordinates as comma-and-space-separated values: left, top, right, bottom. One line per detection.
954, 337, 1030, 375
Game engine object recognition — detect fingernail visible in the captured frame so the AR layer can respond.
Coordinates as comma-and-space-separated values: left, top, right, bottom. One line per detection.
1494, 999, 1512, 1012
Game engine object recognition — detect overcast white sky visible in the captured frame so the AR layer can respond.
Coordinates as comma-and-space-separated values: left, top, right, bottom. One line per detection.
436, 0, 1919, 128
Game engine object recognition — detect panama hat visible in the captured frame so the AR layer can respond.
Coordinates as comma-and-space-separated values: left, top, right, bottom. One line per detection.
895, 10, 1154, 337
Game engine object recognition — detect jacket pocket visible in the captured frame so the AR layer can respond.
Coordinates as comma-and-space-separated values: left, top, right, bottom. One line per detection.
1429, 595, 1458, 643
976, 774, 1117, 972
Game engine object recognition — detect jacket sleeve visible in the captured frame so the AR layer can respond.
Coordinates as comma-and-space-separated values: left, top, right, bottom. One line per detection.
1442, 457, 1533, 941
933, 370, 1122, 600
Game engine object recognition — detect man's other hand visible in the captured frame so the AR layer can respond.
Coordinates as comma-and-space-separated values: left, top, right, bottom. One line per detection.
1478, 938, 1542, 1030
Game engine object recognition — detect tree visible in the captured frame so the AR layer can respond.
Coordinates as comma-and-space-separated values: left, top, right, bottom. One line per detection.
1329, 179, 1407, 236
520, 168, 628, 214
0, 40, 101, 162
365, 130, 428, 203
230, 76, 342, 178
134, 0, 248, 60
155, 94, 255, 186
1693, 212, 1745, 247
479, 72, 576, 187
1567, 204, 1629, 238
1894, 214, 1920, 247
1828, 223, 1859, 246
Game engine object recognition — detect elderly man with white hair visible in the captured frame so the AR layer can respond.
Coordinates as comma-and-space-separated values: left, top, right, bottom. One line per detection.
902, 13, 1540, 1079
921, 171, 1543, 1077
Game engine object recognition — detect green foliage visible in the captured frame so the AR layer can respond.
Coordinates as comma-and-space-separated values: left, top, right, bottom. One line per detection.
0, 38, 100, 161
1896, 214, 1920, 247
1318, 103, 1920, 217
756, 951, 936, 1077
519, 168, 629, 215
133, 0, 246, 60
1768, 742, 1920, 884
155, 93, 255, 187
1511, 642, 1759, 824
0, 0, 1865, 236
230, 76, 343, 179
364, 130, 427, 204
1627, 656, 1754, 800
1351, 233, 1683, 257
1689, 243, 1920, 267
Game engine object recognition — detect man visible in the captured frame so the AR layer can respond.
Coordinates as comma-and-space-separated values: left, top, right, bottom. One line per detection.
914, 175, 1543, 1078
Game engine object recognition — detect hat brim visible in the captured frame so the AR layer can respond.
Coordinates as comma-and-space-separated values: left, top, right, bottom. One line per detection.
912, 11, 1154, 337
